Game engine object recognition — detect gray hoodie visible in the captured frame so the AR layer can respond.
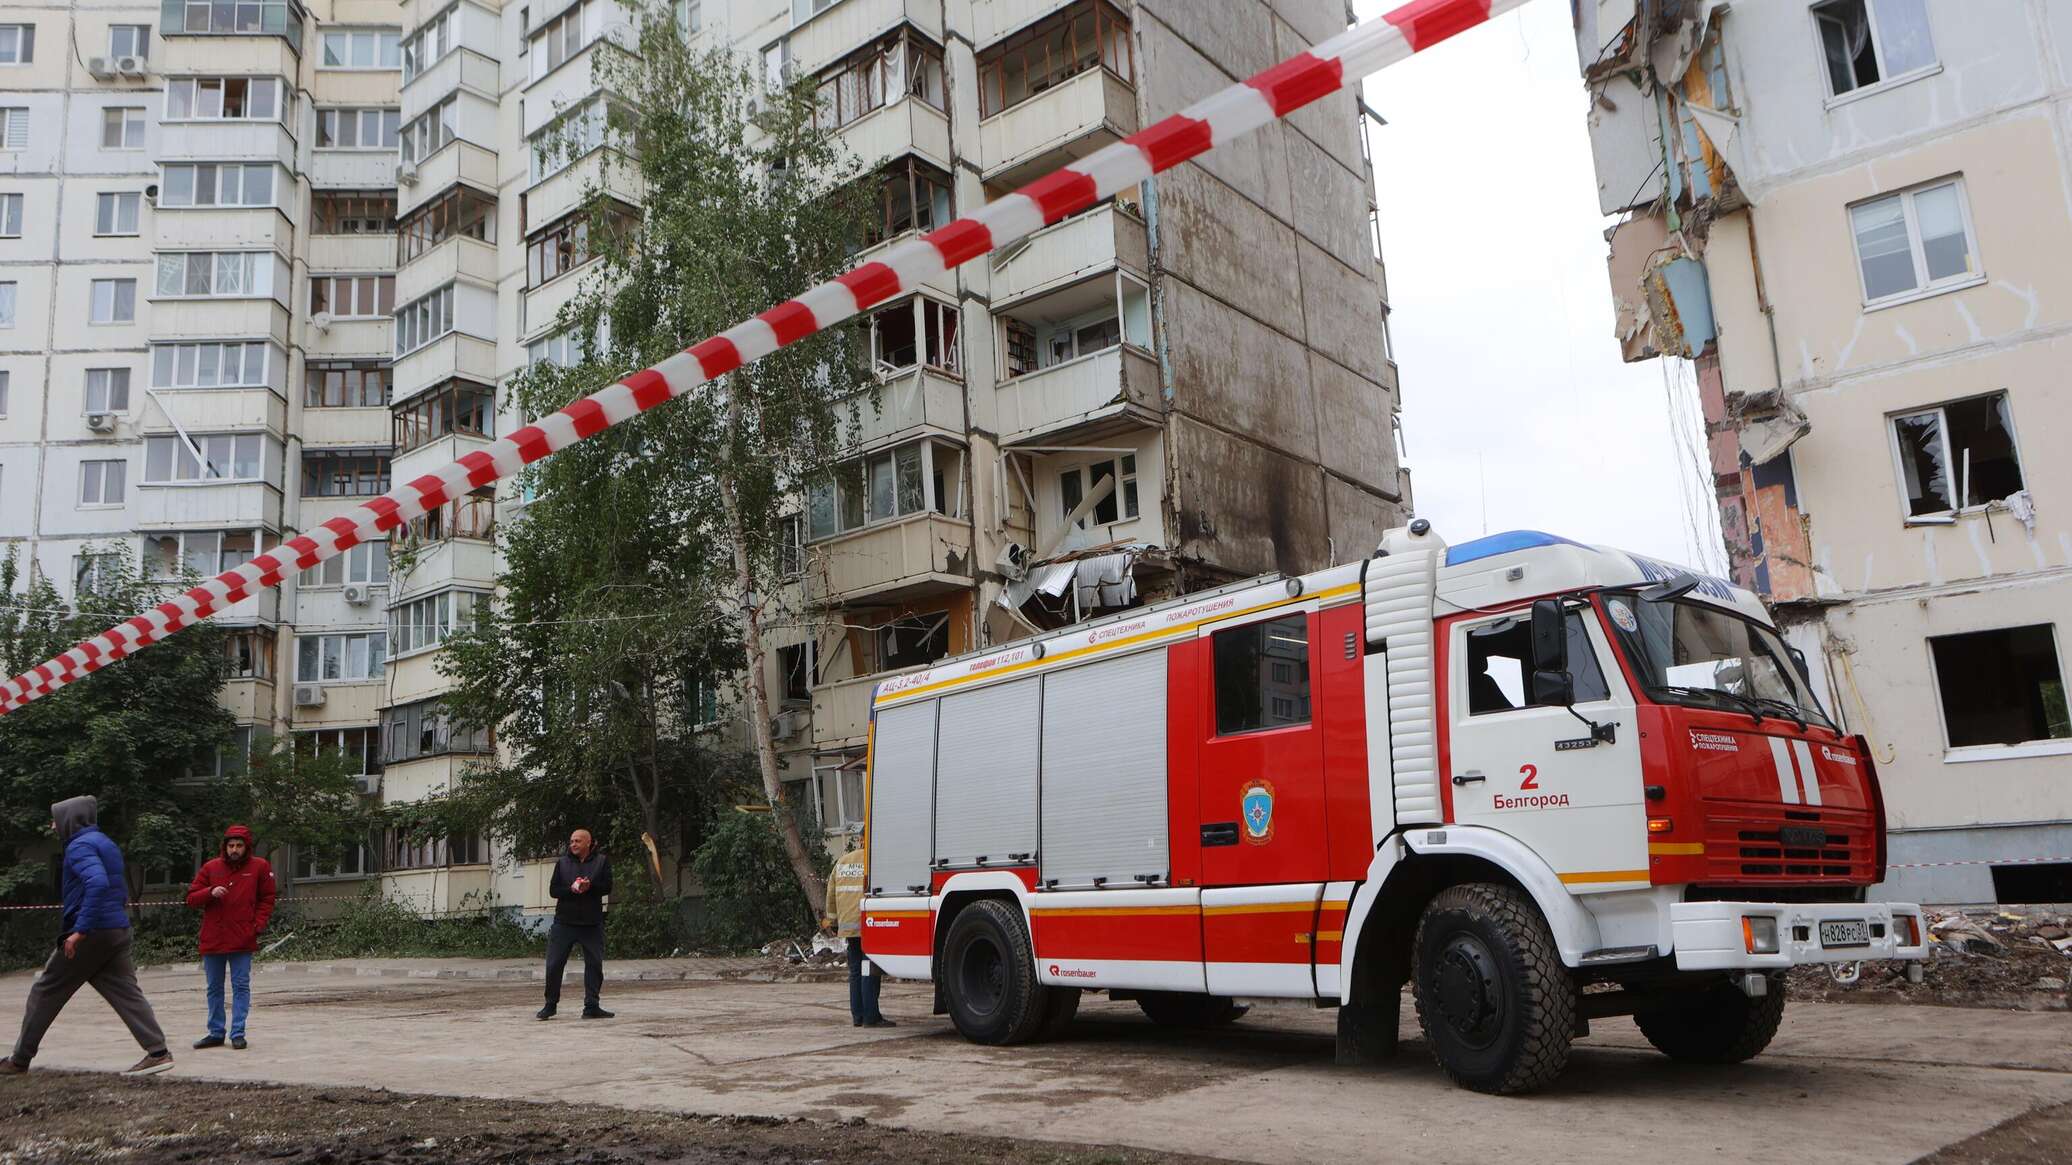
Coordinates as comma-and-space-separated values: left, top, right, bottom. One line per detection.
52, 796, 97, 843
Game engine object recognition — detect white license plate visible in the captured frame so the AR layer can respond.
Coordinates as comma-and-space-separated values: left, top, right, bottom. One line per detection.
1820, 919, 1871, 948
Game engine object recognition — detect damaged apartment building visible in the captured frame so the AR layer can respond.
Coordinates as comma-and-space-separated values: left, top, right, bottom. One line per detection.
737, 0, 1407, 842
1574, 0, 2072, 903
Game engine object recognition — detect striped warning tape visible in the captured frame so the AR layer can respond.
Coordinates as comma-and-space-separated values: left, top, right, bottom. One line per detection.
0, 0, 1522, 715
1887, 855, 2072, 871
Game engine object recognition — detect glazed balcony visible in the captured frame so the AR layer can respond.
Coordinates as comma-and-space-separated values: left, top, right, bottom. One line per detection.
814, 512, 972, 605
990, 202, 1146, 305
979, 66, 1136, 187
396, 234, 496, 306
791, 0, 943, 76
310, 148, 399, 190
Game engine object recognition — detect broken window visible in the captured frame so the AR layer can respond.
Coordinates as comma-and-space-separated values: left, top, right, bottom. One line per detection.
1929, 625, 2072, 748
868, 297, 959, 375
1813, 0, 1935, 99
1059, 454, 1137, 527
877, 613, 949, 671
1212, 614, 1310, 736
1850, 179, 1975, 304
1890, 391, 2022, 517
806, 438, 949, 538
1464, 613, 1609, 716
778, 642, 816, 702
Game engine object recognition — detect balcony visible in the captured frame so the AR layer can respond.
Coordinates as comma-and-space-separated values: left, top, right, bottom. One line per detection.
392, 431, 494, 484
305, 316, 391, 360
158, 121, 297, 169
815, 512, 972, 605
384, 648, 459, 705
380, 866, 494, 915
134, 482, 283, 529
398, 141, 497, 217
521, 263, 594, 337
996, 343, 1158, 447
151, 298, 292, 346
390, 535, 497, 597
300, 405, 393, 449
152, 207, 292, 252
525, 149, 641, 231
397, 235, 496, 306
392, 332, 499, 399
308, 234, 396, 274
403, 47, 498, 120
158, 28, 302, 80
810, 672, 880, 750
791, 0, 943, 76
139, 386, 286, 437
839, 368, 963, 454
310, 149, 399, 190
967, 0, 1096, 44
284, 679, 383, 729
219, 676, 276, 722
991, 203, 1146, 305
979, 66, 1136, 187
837, 97, 952, 174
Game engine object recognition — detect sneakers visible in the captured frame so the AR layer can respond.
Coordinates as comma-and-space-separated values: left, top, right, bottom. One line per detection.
125, 1051, 175, 1076
0, 1059, 25, 1075
231, 1037, 247, 1050
192, 1036, 224, 1050
535, 1007, 556, 1021
580, 1007, 614, 1019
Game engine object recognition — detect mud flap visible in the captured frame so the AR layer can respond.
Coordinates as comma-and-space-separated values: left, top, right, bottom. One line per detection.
1335, 987, 1398, 1066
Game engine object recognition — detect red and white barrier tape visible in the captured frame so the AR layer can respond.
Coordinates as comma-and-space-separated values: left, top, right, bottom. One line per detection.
1887, 855, 2072, 871
0, 0, 1518, 715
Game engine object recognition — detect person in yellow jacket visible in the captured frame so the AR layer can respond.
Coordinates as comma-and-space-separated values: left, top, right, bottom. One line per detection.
822, 839, 892, 1028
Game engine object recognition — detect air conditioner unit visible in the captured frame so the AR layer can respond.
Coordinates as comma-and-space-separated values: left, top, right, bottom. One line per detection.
115, 55, 148, 77
342, 583, 370, 605
398, 160, 419, 185
994, 541, 1029, 581
353, 773, 382, 796
310, 311, 334, 333
293, 684, 327, 707
144, 183, 159, 203
770, 709, 807, 741
87, 56, 116, 79
85, 411, 117, 434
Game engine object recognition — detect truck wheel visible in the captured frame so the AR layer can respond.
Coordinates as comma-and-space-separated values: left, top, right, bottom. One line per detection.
1411, 883, 1576, 1094
940, 898, 1051, 1046
1038, 986, 1082, 1041
1635, 978, 1786, 1063
1137, 992, 1248, 1027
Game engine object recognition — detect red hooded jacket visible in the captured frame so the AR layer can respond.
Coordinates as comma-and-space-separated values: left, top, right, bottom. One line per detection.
186, 824, 277, 955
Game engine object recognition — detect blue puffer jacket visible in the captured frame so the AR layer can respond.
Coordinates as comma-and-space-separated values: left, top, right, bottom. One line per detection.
55, 796, 130, 935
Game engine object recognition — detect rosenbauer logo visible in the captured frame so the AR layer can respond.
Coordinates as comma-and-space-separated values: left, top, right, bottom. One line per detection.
864, 917, 902, 928
1819, 746, 1859, 766
1048, 964, 1098, 979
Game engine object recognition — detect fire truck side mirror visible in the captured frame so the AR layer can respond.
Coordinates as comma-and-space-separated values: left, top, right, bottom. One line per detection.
1529, 599, 1568, 674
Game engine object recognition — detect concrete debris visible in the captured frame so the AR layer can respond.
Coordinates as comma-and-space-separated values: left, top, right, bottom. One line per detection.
1794, 908, 2071, 1011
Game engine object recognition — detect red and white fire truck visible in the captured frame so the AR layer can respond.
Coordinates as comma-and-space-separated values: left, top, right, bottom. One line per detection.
858, 521, 1926, 1093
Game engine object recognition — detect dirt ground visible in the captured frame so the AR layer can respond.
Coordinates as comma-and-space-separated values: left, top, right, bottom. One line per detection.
0, 1071, 1224, 1165
1787, 907, 2072, 1011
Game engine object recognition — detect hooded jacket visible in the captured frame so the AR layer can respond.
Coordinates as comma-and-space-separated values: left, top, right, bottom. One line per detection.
186, 824, 277, 955
548, 845, 611, 927
55, 796, 130, 936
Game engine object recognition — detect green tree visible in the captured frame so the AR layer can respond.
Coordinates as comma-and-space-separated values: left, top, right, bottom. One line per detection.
438, 4, 872, 910
0, 547, 237, 897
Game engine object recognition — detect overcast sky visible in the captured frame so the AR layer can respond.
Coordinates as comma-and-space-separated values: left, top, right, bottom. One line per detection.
1351, 0, 1730, 574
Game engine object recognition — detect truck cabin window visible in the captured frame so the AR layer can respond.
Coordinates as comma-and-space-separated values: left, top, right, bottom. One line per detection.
1212, 614, 1310, 735
1465, 612, 1608, 715
1606, 595, 1834, 729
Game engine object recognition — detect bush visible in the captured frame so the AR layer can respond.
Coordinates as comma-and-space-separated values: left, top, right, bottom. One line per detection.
690, 810, 818, 953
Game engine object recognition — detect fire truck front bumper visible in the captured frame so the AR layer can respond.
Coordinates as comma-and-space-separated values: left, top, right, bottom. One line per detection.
1670, 900, 1929, 971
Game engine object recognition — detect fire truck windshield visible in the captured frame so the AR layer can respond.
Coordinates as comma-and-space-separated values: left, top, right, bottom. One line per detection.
1603, 594, 1835, 731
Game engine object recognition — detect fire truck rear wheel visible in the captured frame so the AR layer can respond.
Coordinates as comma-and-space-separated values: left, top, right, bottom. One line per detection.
1634, 977, 1787, 1064
941, 898, 1052, 1046
1411, 883, 1576, 1095
1136, 992, 1247, 1027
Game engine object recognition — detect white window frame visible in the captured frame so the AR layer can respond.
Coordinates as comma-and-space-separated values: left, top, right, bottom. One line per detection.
1926, 623, 2072, 761
157, 162, 279, 209
0, 25, 32, 66
151, 341, 269, 389
78, 458, 127, 507
1884, 390, 2027, 523
400, 6, 457, 84
1057, 451, 1140, 529
85, 367, 131, 413
141, 432, 269, 483
0, 108, 28, 151
319, 28, 401, 70
387, 587, 483, 659
1811, 0, 1940, 107
89, 278, 136, 324
393, 284, 455, 356
1849, 178, 1983, 310
108, 24, 149, 59
154, 252, 271, 300
296, 631, 388, 684
95, 191, 141, 236
299, 538, 388, 586
0, 192, 21, 237
101, 107, 147, 150
164, 77, 282, 123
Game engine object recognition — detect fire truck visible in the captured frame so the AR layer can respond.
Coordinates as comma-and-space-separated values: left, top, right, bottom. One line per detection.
858, 521, 1926, 1093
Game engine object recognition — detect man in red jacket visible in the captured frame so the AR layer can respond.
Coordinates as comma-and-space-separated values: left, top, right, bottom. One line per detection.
185, 825, 275, 1050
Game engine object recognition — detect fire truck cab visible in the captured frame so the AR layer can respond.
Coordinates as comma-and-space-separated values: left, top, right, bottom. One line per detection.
859, 522, 1927, 1093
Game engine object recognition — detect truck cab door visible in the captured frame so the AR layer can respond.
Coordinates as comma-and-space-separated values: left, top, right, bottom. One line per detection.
1443, 605, 1649, 891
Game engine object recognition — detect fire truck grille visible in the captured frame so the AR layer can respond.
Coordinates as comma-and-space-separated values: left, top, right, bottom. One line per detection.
1704, 806, 1874, 883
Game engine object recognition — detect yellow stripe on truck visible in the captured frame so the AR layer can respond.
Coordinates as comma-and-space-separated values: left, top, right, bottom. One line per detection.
1558, 869, 1650, 885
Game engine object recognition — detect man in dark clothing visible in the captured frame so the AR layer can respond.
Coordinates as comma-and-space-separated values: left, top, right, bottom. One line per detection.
186, 824, 276, 1050
3, 796, 174, 1076
537, 828, 612, 1021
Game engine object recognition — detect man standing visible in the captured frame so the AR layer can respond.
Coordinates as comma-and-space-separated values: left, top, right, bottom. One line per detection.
185, 824, 275, 1050
3, 796, 174, 1076
824, 835, 892, 1028
537, 828, 612, 1020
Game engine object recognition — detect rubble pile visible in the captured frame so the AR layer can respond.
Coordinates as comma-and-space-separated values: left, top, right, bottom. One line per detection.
1788, 907, 2071, 1010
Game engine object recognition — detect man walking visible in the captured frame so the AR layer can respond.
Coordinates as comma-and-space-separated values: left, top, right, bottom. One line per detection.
3, 796, 174, 1076
537, 828, 612, 1020
824, 834, 892, 1028
185, 824, 275, 1050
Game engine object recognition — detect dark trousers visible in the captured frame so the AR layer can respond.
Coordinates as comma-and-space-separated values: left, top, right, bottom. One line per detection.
543, 921, 604, 1011
846, 937, 882, 1024
11, 928, 167, 1067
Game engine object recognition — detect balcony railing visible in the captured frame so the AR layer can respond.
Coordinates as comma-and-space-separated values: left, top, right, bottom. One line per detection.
991, 202, 1146, 306
814, 512, 972, 605
810, 672, 879, 749
996, 342, 1158, 446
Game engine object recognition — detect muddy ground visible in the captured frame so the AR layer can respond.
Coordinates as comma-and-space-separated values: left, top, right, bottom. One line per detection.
0, 1071, 1224, 1165
1787, 907, 2072, 1012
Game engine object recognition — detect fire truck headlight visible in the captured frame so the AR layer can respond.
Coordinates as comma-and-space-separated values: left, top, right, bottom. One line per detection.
1742, 915, 1780, 955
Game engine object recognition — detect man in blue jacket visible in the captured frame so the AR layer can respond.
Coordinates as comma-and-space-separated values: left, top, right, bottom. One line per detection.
2, 796, 174, 1076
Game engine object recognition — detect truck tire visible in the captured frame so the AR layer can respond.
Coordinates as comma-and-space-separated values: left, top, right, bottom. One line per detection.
940, 898, 1051, 1046
1136, 992, 1248, 1027
1038, 986, 1082, 1040
1635, 978, 1786, 1064
1411, 883, 1576, 1094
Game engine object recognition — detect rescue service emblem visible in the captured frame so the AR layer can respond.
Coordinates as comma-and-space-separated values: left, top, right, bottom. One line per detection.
1240, 780, 1275, 844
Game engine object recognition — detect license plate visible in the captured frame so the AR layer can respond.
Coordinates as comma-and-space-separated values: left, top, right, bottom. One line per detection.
1820, 919, 1870, 948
